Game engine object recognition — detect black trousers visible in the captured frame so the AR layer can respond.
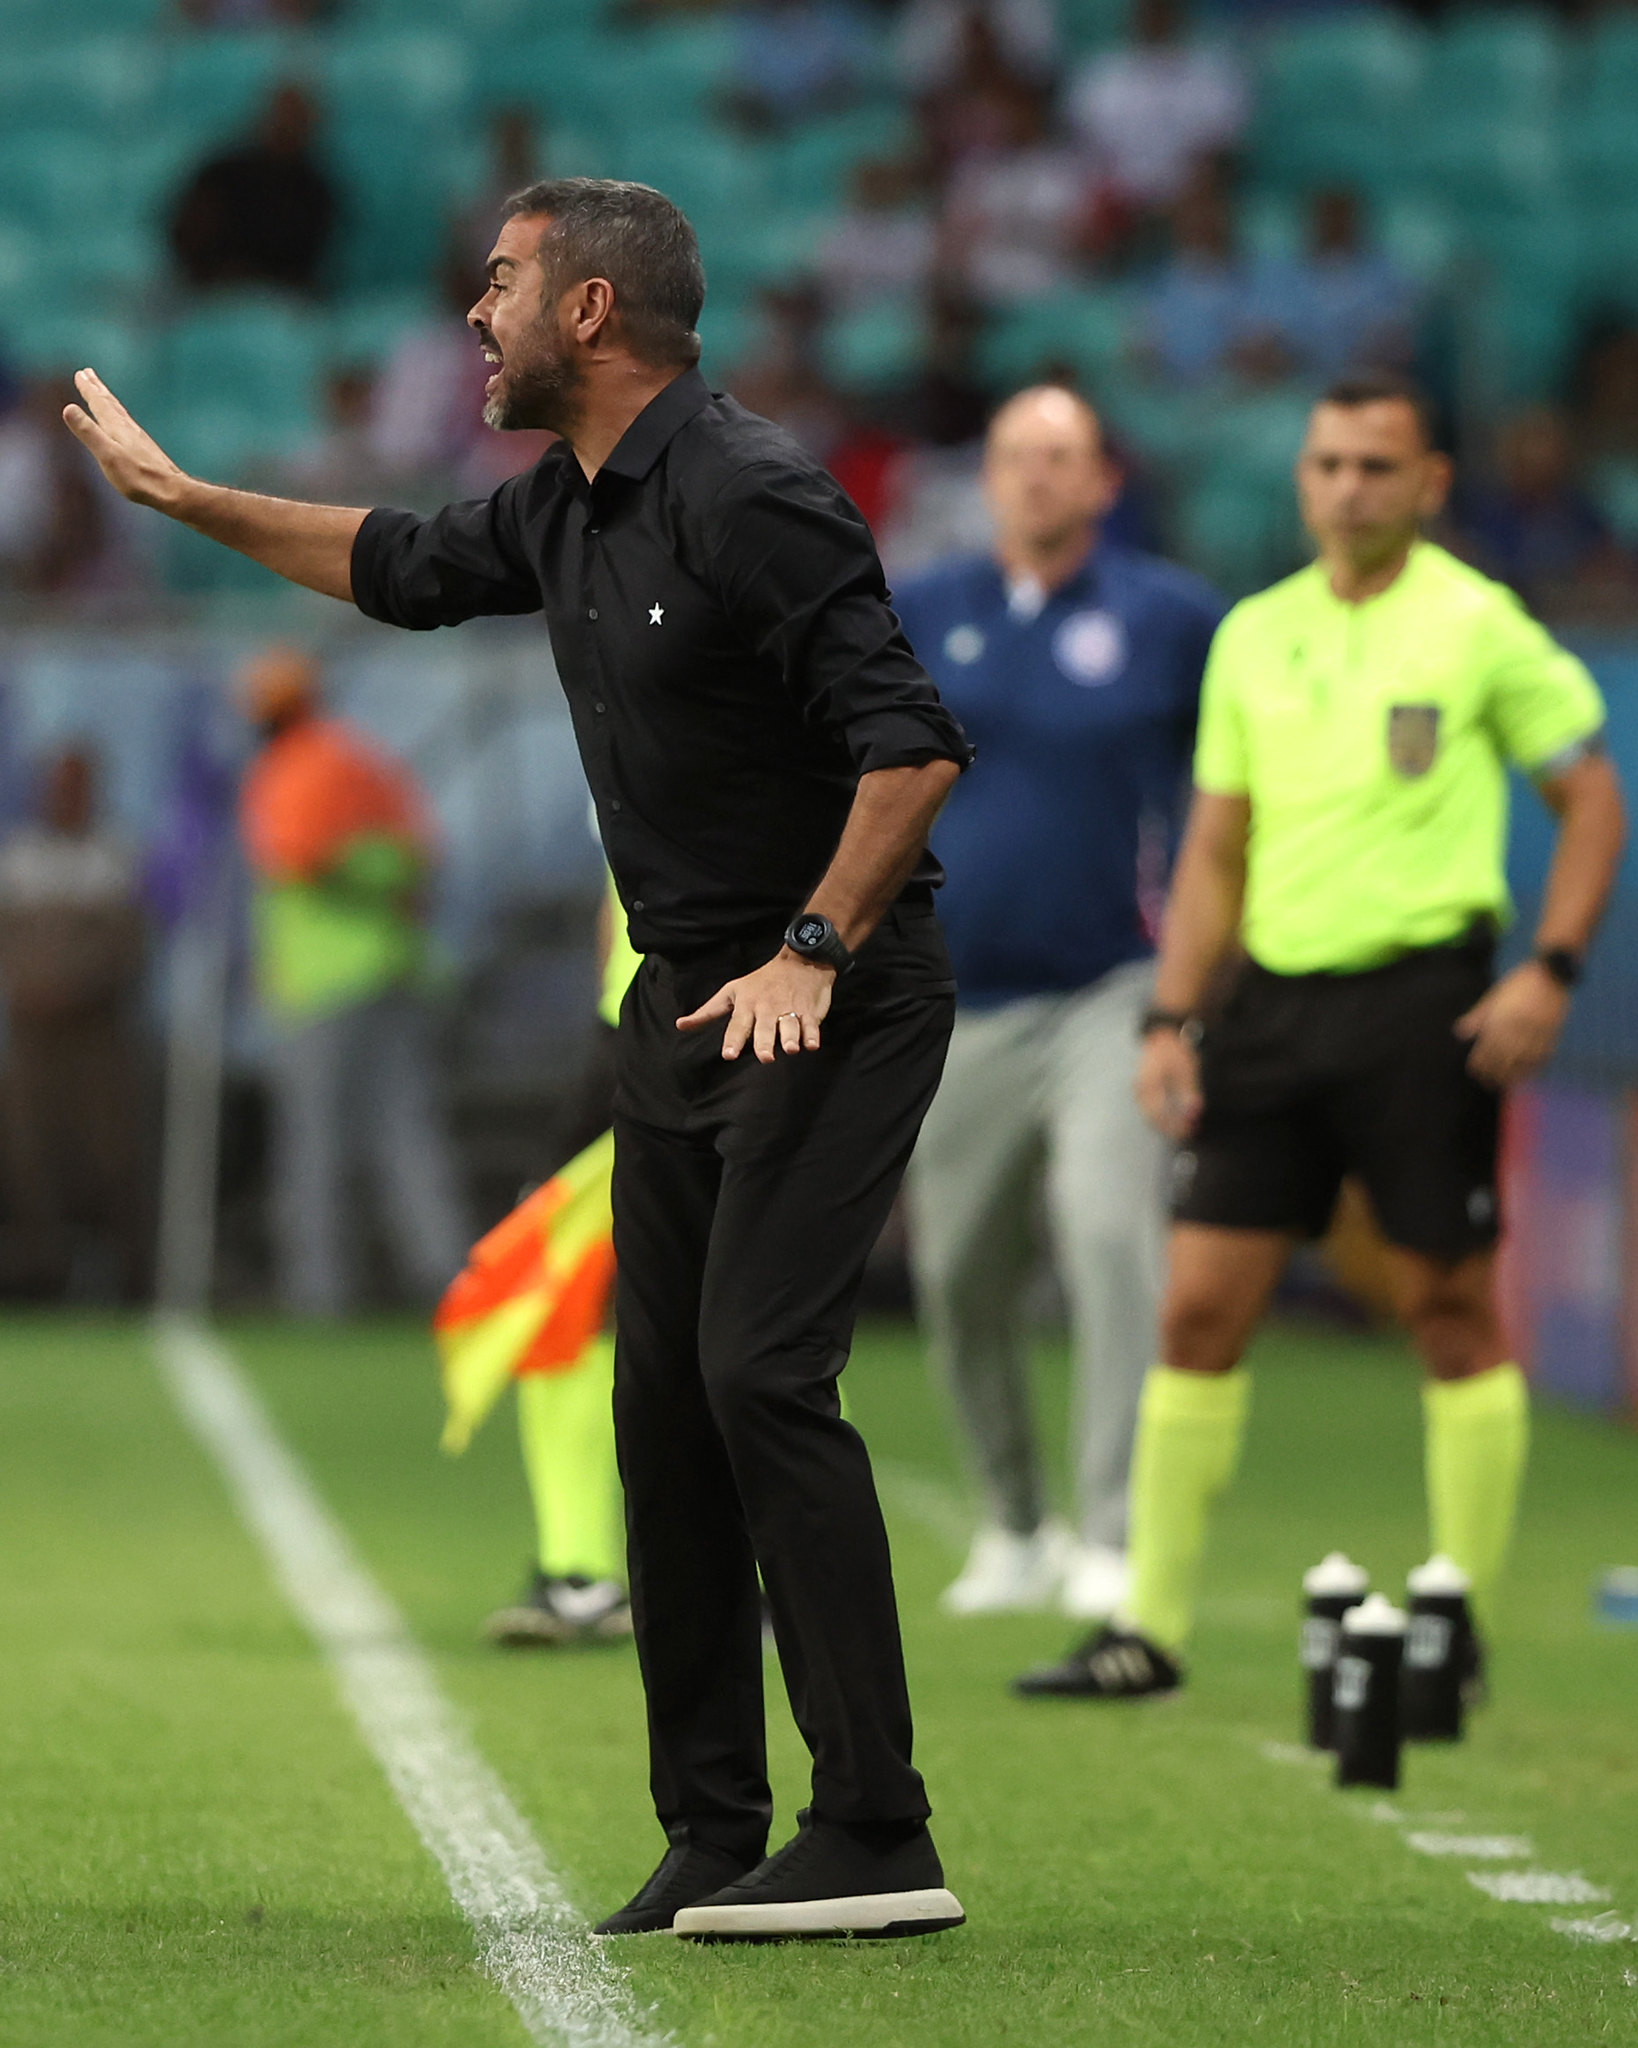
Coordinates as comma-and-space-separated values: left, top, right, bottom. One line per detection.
611, 899, 955, 1861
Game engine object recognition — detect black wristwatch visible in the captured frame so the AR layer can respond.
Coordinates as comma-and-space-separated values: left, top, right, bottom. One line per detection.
1139, 1005, 1196, 1040
1534, 946, 1583, 989
784, 911, 854, 975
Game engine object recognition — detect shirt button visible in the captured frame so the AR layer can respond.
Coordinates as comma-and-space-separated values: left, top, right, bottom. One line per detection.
610, 799, 622, 812
632, 899, 645, 912
588, 607, 599, 620
594, 701, 606, 714
587, 525, 600, 535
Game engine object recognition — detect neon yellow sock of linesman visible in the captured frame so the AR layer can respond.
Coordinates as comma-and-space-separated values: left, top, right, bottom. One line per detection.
516, 1332, 625, 1584
1121, 1364, 1252, 1655
1422, 1361, 1529, 1625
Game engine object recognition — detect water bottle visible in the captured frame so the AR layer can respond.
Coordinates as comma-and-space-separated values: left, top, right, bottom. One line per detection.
1334, 1593, 1406, 1791
1401, 1555, 1473, 1742
1301, 1552, 1370, 1750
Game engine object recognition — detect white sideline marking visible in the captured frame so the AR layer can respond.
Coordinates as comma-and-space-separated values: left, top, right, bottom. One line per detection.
1468, 1871, 1612, 1906
153, 1317, 670, 2048
1551, 1915, 1636, 1944
1406, 1833, 1534, 1861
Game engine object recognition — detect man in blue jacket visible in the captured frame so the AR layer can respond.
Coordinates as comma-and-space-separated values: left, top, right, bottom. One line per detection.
897, 385, 1223, 1624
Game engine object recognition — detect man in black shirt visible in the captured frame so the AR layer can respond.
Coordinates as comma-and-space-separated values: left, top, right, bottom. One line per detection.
66, 179, 971, 1943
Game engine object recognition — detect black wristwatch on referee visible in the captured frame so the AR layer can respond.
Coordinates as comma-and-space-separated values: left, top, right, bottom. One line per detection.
785, 910, 854, 975
1534, 946, 1583, 989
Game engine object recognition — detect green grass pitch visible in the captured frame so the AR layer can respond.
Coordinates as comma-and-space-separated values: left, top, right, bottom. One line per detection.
2, 1310, 1635, 2046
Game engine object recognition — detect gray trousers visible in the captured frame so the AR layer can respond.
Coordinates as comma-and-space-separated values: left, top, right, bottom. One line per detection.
906, 961, 1167, 1548
267, 990, 469, 1317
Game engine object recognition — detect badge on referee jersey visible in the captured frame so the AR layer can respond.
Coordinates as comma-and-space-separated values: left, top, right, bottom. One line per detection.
1387, 704, 1442, 778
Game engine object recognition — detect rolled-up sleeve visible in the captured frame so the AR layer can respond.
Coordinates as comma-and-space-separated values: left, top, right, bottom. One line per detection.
351, 477, 541, 631
706, 462, 973, 774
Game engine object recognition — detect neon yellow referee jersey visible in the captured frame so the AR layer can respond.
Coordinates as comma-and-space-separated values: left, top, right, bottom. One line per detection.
1194, 542, 1605, 975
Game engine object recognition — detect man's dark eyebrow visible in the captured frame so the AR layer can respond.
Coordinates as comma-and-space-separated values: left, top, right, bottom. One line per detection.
486, 255, 520, 280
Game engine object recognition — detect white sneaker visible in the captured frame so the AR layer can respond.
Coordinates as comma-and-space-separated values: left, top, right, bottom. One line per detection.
940, 1520, 1072, 1615
1059, 1543, 1130, 1621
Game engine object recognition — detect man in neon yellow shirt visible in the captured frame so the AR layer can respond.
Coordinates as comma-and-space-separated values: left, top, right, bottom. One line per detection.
1017, 373, 1627, 1700
484, 871, 637, 1648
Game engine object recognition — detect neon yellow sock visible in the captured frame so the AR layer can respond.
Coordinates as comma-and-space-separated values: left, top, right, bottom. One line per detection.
516, 1334, 625, 1584
1423, 1361, 1529, 1624
1123, 1365, 1252, 1654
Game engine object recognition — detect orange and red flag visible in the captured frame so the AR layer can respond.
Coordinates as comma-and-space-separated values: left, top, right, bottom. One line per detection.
433, 1130, 615, 1453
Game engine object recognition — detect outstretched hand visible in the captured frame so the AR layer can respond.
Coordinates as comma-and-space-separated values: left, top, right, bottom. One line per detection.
676, 950, 835, 1063
62, 368, 188, 512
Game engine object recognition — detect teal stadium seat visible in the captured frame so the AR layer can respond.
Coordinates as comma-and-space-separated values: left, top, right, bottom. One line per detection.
976, 288, 1135, 391
618, 128, 770, 244
821, 298, 923, 393
1250, 12, 1425, 193
154, 31, 298, 148
150, 296, 324, 477
768, 107, 914, 212
1057, 0, 1132, 59
1423, 9, 1562, 125
0, 132, 120, 246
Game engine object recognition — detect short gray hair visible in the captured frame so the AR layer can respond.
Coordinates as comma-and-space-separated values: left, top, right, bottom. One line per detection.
503, 177, 705, 370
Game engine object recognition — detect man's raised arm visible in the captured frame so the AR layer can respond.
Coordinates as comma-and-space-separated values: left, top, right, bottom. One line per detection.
63, 369, 365, 602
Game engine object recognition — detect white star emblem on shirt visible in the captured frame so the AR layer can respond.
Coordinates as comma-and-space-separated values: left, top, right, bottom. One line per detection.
648, 603, 664, 626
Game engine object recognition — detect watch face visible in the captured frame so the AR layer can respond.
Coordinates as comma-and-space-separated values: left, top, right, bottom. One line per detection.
793, 917, 827, 949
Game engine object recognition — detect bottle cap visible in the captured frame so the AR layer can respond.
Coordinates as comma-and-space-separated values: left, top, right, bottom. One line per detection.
1303, 1551, 1370, 1596
1341, 1592, 1406, 1635
1407, 1554, 1471, 1597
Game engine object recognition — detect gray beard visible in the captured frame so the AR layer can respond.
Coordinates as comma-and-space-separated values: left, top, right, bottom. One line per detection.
482, 332, 584, 434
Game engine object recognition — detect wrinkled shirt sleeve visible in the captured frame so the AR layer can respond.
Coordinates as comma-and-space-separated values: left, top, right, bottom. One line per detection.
705, 461, 974, 775
351, 475, 541, 630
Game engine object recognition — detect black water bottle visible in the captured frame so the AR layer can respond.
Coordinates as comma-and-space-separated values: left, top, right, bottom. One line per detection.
1333, 1594, 1406, 1791
1401, 1555, 1473, 1742
1301, 1553, 1370, 1750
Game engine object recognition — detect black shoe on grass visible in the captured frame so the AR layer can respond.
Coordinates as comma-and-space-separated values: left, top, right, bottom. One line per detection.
593, 1840, 760, 1936
483, 1571, 632, 1648
1013, 1623, 1182, 1699
672, 1810, 964, 1941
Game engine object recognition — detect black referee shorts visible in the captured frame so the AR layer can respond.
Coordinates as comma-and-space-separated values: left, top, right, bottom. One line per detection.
1172, 935, 1502, 1262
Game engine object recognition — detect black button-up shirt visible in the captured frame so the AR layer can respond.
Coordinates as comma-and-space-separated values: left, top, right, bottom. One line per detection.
351, 368, 972, 957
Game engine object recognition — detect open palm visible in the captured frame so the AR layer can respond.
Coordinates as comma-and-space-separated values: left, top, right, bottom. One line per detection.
62, 367, 186, 511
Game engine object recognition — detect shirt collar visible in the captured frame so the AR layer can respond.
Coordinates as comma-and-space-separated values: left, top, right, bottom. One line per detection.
598, 367, 714, 483
990, 545, 1101, 617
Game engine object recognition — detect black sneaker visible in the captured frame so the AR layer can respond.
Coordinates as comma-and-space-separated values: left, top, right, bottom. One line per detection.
483, 1571, 632, 1648
671, 1810, 964, 1941
1013, 1623, 1183, 1699
592, 1839, 760, 1936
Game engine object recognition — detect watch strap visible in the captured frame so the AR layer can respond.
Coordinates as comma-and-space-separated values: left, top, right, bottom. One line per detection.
1535, 946, 1583, 989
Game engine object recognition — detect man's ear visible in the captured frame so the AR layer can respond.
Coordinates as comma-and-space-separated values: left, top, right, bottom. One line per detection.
571, 276, 618, 351
1421, 450, 1455, 520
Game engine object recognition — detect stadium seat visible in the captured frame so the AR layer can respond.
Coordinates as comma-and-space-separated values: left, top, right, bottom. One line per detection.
1422, 9, 1563, 125
154, 31, 300, 146
617, 128, 770, 241
1251, 13, 1425, 191
1058, 0, 1132, 59
0, 36, 159, 143
153, 297, 324, 467
821, 298, 924, 393
0, 132, 121, 244
328, 291, 437, 374
319, 31, 474, 129
1410, 116, 1562, 214
975, 288, 1135, 391
767, 106, 915, 212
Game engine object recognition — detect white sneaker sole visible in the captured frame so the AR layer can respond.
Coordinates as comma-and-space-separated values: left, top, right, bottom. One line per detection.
672, 1886, 965, 1942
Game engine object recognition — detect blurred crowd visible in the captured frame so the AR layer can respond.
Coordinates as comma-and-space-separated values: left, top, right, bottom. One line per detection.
5, 0, 1638, 619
